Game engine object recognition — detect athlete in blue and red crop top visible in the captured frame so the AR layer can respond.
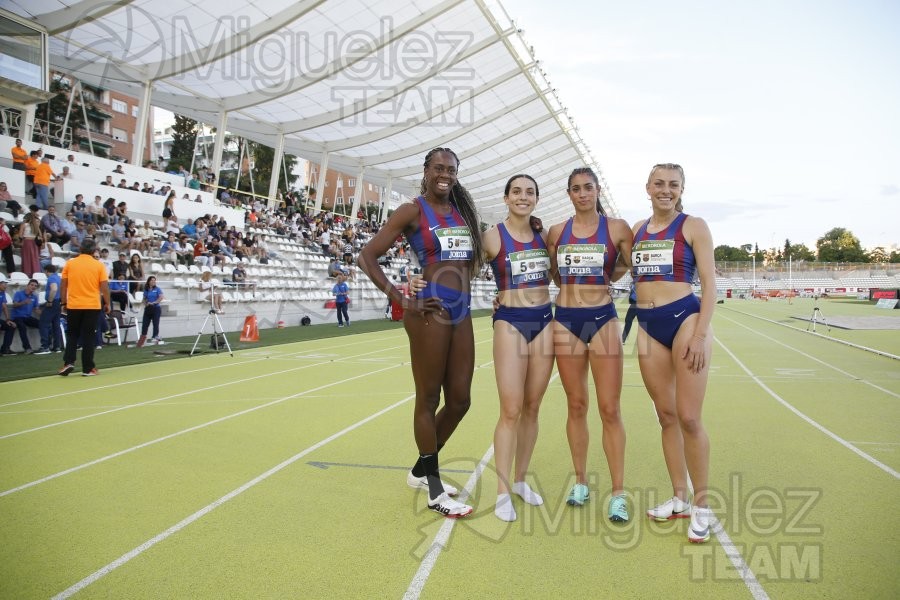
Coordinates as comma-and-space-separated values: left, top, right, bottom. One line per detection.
630, 163, 715, 543
547, 167, 634, 522
358, 147, 483, 520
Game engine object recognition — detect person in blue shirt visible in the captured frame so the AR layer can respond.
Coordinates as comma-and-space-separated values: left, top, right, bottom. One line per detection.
181, 219, 198, 240
331, 272, 350, 327
136, 276, 165, 347
109, 274, 130, 311
0, 280, 16, 355
9, 279, 40, 353
35, 264, 62, 354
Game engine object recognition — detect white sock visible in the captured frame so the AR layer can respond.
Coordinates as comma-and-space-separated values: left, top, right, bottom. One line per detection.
494, 493, 517, 522
512, 481, 544, 506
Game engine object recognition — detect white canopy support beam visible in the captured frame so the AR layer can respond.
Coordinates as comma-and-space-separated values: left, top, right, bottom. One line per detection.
211, 109, 227, 191
313, 150, 329, 213
268, 132, 286, 205
349, 166, 365, 224
131, 80, 153, 166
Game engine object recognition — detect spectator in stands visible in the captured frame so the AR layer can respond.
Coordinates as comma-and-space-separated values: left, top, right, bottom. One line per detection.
181, 218, 198, 240
10, 278, 40, 354
71, 194, 90, 223
136, 276, 164, 347
195, 219, 208, 241
24, 151, 39, 198
89, 196, 105, 225
40, 205, 69, 246
193, 238, 209, 267
159, 231, 178, 264
20, 209, 42, 277
116, 179, 128, 189
178, 166, 190, 186
61, 211, 78, 239
331, 272, 350, 327
188, 173, 201, 190
136, 220, 156, 254
59, 238, 110, 376
111, 251, 129, 279
37, 235, 54, 270
127, 254, 144, 294
175, 235, 194, 266
11, 138, 27, 171
0, 181, 17, 216
358, 147, 481, 519
162, 192, 177, 220
66, 154, 75, 163
109, 273, 129, 311
0, 279, 15, 355
164, 214, 180, 236
194, 194, 203, 203
631, 163, 714, 543
101, 175, 114, 186
35, 264, 62, 354
199, 270, 223, 313
110, 220, 127, 250
112, 164, 125, 175
60, 166, 74, 180
328, 257, 342, 278
115, 202, 129, 224
33, 157, 55, 210
98, 247, 112, 271
0, 215, 14, 271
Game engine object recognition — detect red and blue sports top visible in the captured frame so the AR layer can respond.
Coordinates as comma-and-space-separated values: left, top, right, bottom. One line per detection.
632, 212, 696, 283
556, 215, 617, 285
489, 222, 550, 291
407, 196, 473, 266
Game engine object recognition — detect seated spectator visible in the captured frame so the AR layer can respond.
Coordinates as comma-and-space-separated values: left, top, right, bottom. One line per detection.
110, 221, 127, 250
100, 175, 114, 186
198, 271, 223, 313
41, 205, 71, 246
0, 280, 15, 354
164, 215, 180, 236
136, 220, 156, 254
181, 218, 197, 240
98, 247, 113, 271
231, 263, 254, 290
193, 238, 209, 267
71, 194, 91, 223
111, 251, 129, 279
175, 235, 194, 266
61, 211, 78, 238
117, 179, 128, 189
8, 279, 40, 354
328, 257, 342, 278
69, 219, 88, 252
112, 164, 125, 175
37, 235, 54, 270
127, 254, 144, 294
60, 166, 74, 180
159, 232, 178, 264
109, 274, 129, 311
195, 219, 208, 240
188, 174, 201, 190
194, 194, 203, 203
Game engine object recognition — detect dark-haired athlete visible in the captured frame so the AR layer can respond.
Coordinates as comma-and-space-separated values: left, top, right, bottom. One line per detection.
548, 167, 633, 522
359, 148, 482, 519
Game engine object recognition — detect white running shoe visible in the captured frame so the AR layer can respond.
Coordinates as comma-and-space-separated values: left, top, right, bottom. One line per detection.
494, 493, 517, 522
428, 492, 473, 519
512, 481, 544, 506
406, 471, 458, 497
688, 506, 712, 543
647, 496, 691, 521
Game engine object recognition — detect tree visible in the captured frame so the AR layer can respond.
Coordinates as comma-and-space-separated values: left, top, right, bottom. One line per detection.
232, 140, 300, 202
753, 243, 764, 263
38, 78, 108, 157
168, 115, 198, 172
867, 247, 888, 264
714, 245, 751, 261
816, 228, 868, 262
789, 243, 816, 261
890, 250, 900, 264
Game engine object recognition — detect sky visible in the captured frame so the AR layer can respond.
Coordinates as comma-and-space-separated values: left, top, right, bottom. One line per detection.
501, 0, 900, 252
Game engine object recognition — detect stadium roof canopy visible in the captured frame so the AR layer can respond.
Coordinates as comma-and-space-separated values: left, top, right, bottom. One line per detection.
6, 0, 617, 223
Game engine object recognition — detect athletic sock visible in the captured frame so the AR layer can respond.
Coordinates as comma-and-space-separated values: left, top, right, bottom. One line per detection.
420, 453, 443, 499
411, 442, 444, 478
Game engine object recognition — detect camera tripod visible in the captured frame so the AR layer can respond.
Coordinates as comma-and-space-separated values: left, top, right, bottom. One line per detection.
806, 299, 830, 333
190, 302, 233, 357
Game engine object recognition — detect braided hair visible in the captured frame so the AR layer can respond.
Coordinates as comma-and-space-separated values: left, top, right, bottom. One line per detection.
420, 147, 484, 276
567, 167, 605, 216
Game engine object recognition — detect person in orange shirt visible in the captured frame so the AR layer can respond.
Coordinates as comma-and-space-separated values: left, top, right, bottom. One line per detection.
58, 238, 110, 377
11, 138, 27, 171
33, 157, 56, 210
24, 150, 39, 198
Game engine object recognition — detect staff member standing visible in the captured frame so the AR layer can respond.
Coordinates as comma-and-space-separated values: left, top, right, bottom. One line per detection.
58, 239, 110, 377
11, 138, 27, 171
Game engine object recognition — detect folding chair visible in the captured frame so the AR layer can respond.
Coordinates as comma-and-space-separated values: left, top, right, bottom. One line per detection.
106, 309, 137, 346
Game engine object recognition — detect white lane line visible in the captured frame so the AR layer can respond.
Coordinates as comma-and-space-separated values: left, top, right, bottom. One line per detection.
0, 342, 409, 440
403, 444, 494, 600
720, 315, 900, 399
716, 337, 900, 479
0, 334, 397, 408
51, 392, 417, 600
0, 362, 403, 497
850, 441, 900, 446
721, 306, 900, 361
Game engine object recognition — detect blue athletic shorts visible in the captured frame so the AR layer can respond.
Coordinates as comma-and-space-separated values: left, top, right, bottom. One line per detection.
418, 281, 471, 325
493, 303, 553, 344
554, 303, 618, 345
635, 293, 700, 349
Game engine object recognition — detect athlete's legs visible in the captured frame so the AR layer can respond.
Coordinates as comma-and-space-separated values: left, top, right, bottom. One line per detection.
588, 319, 625, 494
493, 320, 529, 494
672, 316, 711, 507
439, 315, 475, 444
514, 323, 555, 483
637, 327, 689, 501
554, 321, 590, 484
404, 312, 453, 454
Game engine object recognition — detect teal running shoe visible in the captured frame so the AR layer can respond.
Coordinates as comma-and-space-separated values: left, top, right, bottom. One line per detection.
566, 483, 590, 506
608, 494, 629, 522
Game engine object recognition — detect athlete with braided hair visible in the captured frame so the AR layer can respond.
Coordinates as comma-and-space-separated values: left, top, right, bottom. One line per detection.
359, 147, 482, 519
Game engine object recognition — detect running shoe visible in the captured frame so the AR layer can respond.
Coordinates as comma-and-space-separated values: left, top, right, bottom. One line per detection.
34, 348, 51, 355
428, 492, 473, 519
608, 494, 629, 522
406, 471, 458, 496
82, 368, 99, 377
494, 493, 517, 522
152, 338, 165, 345
688, 506, 712, 543
646, 496, 691, 521
566, 483, 590, 506
58, 364, 75, 376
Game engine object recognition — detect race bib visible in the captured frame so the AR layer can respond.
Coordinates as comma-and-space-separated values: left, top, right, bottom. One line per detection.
633, 240, 674, 275
436, 227, 473, 261
558, 243, 605, 277
508, 248, 550, 285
